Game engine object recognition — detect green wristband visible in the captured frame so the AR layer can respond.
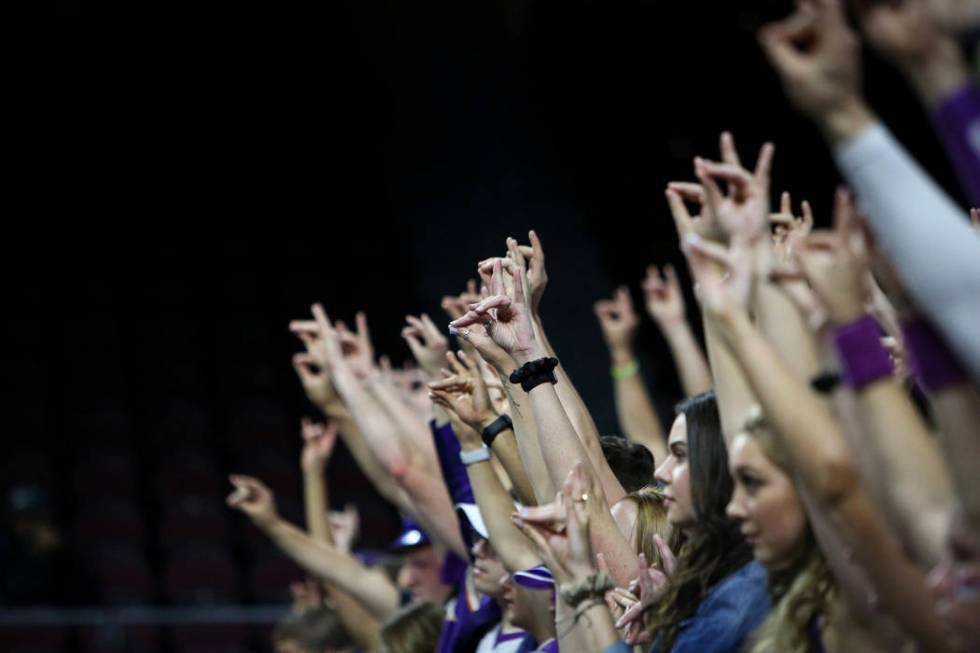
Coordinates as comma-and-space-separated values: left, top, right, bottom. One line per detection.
610, 359, 639, 380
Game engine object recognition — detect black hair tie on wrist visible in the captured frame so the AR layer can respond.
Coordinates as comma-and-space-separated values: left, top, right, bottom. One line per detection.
810, 370, 841, 395
481, 415, 513, 447
509, 357, 559, 392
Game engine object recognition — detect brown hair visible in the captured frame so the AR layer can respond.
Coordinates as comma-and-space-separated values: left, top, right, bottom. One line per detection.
379, 601, 445, 653
644, 391, 753, 651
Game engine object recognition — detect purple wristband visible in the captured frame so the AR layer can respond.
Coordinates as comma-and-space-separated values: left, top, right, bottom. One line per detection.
901, 318, 967, 392
833, 315, 893, 390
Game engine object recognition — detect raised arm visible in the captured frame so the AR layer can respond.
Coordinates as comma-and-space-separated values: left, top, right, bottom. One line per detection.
760, 0, 980, 382
594, 286, 667, 462
483, 232, 611, 480
641, 264, 712, 397
795, 191, 952, 566
299, 421, 382, 652
460, 248, 627, 506
454, 248, 637, 584
429, 350, 536, 506
227, 475, 400, 621
857, 0, 980, 204
429, 386, 541, 573
685, 231, 953, 651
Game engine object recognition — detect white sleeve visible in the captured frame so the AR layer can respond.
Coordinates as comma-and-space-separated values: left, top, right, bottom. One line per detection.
835, 122, 980, 383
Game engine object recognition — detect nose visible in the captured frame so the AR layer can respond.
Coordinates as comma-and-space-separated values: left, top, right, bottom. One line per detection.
654, 457, 673, 488
726, 486, 746, 523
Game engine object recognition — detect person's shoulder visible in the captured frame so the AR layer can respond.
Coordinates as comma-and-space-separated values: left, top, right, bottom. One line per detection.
672, 562, 771, 652
707, 559, 768, 605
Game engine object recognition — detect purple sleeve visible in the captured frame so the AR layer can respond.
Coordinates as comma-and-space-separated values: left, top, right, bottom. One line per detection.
431, 420, 476, 506
932, 83, 980, 206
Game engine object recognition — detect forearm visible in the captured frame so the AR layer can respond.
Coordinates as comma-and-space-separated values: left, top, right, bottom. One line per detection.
489, 428, 537, 506
661, 321, 713, 397
303, 471, 331, 544
721, 311, 854, 502
394, 460, 470, 560
557, 598, 621, 653
334, 371, 419, 476
833, 121, 980, 381
365, 374, 440, 467
721, 314, 951, 649
704, 314, 759, 445
460, 436, 541, 572
332, 413, 411, 512
534, 315, 608, 473
502, 375, 556, 504
852, 379, 951, 566
754, 280, 820, 382
528, 381, 626, 506
931, 386, 980, 532
609, 346, 667, 463
261, 518, 400, 619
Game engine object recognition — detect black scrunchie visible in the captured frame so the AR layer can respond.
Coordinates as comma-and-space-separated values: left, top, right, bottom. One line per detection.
509, 357, 559, 392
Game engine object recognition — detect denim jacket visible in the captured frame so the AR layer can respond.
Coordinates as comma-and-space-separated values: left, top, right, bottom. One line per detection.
604, 560, 771, 653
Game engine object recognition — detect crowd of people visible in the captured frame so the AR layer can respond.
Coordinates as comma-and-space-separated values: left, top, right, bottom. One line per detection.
226, 1, 980, 651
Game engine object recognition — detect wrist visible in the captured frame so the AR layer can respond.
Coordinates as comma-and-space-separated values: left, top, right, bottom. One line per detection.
512, 344, 548, 367
609, 346, 635, 366
820, 97, 876, 148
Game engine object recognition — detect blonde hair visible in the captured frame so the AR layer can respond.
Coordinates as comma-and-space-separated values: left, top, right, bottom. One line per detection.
623, 486, 672, 567
379, 601, 444, 653
740, 407, 836, 653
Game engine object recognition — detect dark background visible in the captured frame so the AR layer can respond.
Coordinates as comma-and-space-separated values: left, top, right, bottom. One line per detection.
1, 0, 969, 649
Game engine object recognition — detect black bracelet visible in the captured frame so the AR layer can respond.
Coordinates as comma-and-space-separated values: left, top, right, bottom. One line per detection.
509, 357, 559, 393
810, 371, 841, 395
481, 414, 513, 447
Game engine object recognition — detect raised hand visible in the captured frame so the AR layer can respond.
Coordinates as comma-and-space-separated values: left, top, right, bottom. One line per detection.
334, 312, 375, 380
594, 286, 639, 353
292, 352, 335, 408
452, 240, 541, 366
642, 265, 686, 329
441, 280, 480, 321
682, 233, 754, 320
771, 191, 815, 266
694, 132, 775, 245
428, 350, 496, 434
614, 551, 670, 640
402, 313, 450, 380
226, 475, 279, 528
478, 230, 549, 314
665, 182, 724, 243
329, 503, 360, 554
759, 0, 872, 143
512, 463, 598, 586
300, 418, 339, 474
796, 188, 872, 325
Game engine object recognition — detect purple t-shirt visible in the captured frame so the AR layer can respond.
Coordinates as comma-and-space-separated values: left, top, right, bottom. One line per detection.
436, 586, 501, 653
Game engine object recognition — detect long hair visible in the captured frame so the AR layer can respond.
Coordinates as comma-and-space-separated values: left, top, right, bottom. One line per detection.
741, 408, 836, 653
645, 391, 753, 651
